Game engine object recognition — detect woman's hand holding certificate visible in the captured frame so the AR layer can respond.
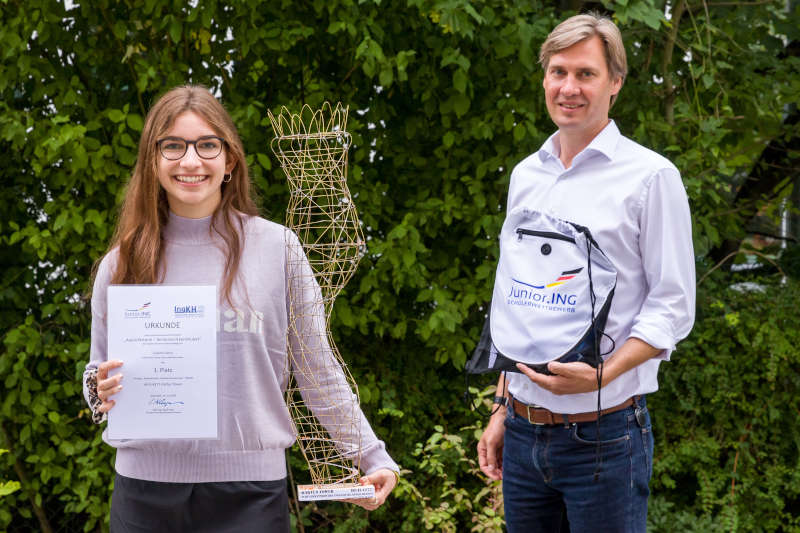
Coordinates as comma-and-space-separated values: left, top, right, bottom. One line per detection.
96, 359, 124, 412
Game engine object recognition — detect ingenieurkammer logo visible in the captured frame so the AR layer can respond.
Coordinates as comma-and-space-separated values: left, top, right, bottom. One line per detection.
173, 304, 205, 318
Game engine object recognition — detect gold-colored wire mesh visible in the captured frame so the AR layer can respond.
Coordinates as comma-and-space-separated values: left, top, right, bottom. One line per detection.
269, 103, 365, 486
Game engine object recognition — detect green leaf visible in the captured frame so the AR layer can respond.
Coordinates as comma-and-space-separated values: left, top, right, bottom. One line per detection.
453, 69, 468, 93
108, 109, 125, 123
452, 94, 470, 118
126, 114, 144, 132
169, 20, 182, 43
379, 67, 394, 87
513, 123, 526, 142
0, 481, 21, 497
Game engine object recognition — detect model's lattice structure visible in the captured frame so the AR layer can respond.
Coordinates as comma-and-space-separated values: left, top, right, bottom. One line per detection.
269, 103, 365, 486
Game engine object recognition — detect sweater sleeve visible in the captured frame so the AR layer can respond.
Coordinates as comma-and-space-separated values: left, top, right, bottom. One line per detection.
284, 230, 399, 475
82, 252, 116, 424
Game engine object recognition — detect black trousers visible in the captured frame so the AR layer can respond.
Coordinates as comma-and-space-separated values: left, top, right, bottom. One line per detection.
110, 473, 290, 533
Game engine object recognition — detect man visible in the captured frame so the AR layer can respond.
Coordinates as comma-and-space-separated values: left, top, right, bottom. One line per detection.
476, 13, 695, 533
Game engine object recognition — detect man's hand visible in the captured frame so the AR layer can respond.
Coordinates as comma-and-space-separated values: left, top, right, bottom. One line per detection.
515, 338, 663, 395
477, 409, 506, 480
516, 361, 600, 395
340, 468, 397, 511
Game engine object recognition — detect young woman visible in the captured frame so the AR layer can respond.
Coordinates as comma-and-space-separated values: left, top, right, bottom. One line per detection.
82, 85, 398, 532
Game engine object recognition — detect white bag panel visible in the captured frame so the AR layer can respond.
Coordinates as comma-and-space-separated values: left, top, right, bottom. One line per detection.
490, 208, 617, 365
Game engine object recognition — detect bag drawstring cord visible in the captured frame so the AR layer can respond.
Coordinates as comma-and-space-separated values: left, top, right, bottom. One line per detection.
464, 369, 507, 419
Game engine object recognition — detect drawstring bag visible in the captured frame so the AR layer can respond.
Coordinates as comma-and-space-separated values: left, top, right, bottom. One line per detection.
465, 207, 618, 479
466, 207, 617, 376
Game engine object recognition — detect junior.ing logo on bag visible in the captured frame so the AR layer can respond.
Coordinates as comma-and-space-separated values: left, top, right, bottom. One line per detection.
506, 268, 583, 312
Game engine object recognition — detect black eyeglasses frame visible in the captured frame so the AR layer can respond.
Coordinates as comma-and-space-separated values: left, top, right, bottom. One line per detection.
156, 135, 227, 160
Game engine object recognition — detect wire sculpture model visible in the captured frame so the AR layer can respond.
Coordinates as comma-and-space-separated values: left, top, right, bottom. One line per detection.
269, 103, 371, 500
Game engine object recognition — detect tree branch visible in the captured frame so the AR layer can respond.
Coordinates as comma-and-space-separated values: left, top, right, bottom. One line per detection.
699, 249, 786, 284
662, 0, 687, 125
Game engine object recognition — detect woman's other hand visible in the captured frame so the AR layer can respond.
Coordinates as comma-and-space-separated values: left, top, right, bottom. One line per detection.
341, 468, 398, 511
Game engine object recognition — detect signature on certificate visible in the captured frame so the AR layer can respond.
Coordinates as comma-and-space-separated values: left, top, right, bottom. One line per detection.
149, 398, 185, 407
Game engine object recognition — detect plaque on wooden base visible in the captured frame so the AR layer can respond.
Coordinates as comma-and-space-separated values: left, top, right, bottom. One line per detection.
297, 483, 375, 502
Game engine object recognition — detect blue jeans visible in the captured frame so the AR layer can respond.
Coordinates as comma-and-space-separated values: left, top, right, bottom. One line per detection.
502, 397, 653, 533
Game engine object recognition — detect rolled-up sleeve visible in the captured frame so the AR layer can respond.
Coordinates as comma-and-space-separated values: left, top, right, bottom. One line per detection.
629, 167, 696, 359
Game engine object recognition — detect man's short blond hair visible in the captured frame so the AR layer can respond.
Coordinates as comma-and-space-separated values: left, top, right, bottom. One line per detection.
539, 13, 628, 105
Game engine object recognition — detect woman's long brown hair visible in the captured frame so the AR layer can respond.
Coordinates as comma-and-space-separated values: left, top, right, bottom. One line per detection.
98, 85, 259, 303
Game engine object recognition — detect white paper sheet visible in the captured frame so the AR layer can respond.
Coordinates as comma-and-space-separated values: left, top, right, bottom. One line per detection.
106, 285, 218, 440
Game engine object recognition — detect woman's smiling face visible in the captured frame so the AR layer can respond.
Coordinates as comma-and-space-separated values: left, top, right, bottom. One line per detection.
156, 111, 234, 218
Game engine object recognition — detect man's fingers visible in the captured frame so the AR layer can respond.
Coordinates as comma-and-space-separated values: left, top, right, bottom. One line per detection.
487, 445, 503, 480
478, 441, 494, 474
516, 363, 551, 386
485, 441, 497, 471
478, 439, 503, 480
477, 442, 487, 468
547, 361, 575, 376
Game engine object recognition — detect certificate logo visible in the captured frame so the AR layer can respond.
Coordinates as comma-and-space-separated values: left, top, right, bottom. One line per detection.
124, 302, 151, 318
174, 304, 205, 318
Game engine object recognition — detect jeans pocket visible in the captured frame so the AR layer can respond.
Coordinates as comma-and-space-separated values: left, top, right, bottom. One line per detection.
570, 421, 631, 446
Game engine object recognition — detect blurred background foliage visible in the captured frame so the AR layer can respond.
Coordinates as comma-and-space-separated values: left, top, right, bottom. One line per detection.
1, 0, 798, 531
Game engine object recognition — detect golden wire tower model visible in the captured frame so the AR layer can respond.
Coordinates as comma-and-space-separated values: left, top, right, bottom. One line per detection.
269, 103, 373, 501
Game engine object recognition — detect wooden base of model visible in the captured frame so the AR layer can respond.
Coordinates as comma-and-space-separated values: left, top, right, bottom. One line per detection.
297, 482, 375, 502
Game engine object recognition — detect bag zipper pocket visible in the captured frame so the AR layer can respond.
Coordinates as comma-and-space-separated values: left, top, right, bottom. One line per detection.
516, 228, 575, 243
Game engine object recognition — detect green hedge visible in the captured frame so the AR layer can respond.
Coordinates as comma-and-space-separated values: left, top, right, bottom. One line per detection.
648, 274, 800, 532
2, 0, 799, 531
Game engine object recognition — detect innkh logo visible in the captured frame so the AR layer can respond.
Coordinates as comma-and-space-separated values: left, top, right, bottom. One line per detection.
174, 304, 205, 318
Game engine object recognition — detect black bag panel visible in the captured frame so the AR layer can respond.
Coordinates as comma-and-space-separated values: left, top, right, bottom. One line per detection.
465, 287, 615, 376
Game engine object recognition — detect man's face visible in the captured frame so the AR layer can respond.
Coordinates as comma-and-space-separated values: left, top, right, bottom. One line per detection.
542, 36, 622, 139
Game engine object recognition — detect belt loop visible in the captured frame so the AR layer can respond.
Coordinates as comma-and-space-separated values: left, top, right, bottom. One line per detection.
561, 414, 569, 428
508, 394, 517, 419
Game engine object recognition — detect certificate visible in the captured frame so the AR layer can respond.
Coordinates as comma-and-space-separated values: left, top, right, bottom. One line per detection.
106, 285, 218, 440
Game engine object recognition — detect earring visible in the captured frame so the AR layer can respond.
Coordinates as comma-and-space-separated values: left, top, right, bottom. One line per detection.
223, 173, 232, 183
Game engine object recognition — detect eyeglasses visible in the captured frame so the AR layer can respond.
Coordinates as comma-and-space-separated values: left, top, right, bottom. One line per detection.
157, 135, 226, 160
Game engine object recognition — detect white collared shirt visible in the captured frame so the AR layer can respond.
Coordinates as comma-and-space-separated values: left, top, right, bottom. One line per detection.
505, 120, 695, 413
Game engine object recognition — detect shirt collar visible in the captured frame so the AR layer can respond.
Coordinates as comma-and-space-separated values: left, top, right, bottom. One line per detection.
538, 120, 621, 164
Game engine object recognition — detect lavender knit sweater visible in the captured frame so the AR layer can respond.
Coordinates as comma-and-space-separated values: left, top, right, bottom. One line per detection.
83, 212, 398, 482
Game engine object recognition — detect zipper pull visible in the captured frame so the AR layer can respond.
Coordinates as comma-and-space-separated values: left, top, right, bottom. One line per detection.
516, 229, 523, 241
